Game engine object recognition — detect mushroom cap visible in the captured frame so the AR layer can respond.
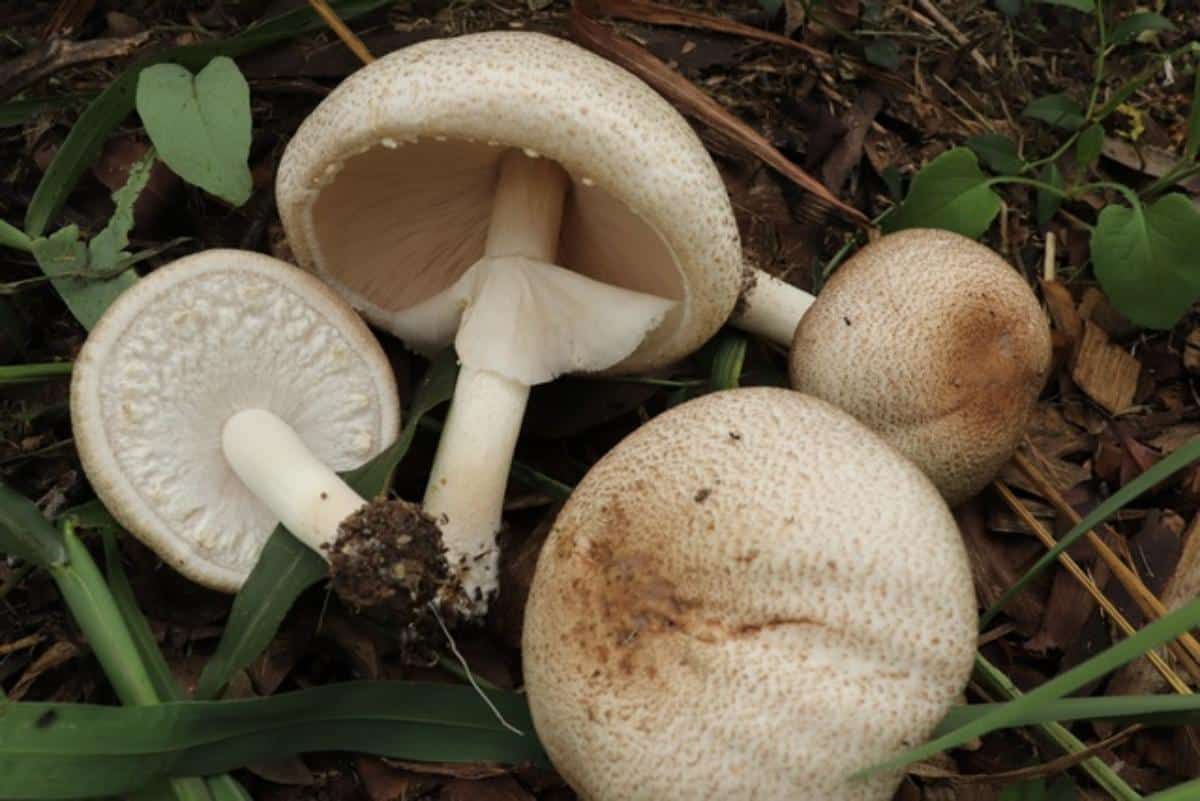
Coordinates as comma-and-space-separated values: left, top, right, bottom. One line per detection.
789, 229, 1052, 506
71, 250, 400, 591
522, 388, 977, 801
275, 31, 741, 373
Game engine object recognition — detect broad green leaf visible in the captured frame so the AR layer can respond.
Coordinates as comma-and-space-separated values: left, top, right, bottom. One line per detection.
965, 132, 1025, 175
0, 482, 66, 567
1036, 0, 1094, 11
194, 351, 459, 701
89, 149, 155, 272
1075, 122, 1104, 167
0, 219, 31, 252
882, 148, 1002, 238
983, 436, 1200, 625
862, 594, 1200, 775
1022, 93, 1086, 130
863, 38, 900, 69
32, 226, 138, 330
1110, 12, 1175, 45
880, 165, 904, 200
1187, 70, 1200, 161
1091, 194, 1200, 329
709, 333, 747, 391
1036, 162, 1065, 225
24, 0, 392, 237
0, 681, 545, 798
136, 58, 252, 206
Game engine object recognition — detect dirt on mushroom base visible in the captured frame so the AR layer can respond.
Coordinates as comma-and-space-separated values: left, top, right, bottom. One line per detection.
327, 497, 460, 648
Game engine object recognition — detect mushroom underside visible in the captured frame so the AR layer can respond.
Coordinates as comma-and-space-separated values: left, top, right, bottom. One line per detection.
306, 138, 687, 353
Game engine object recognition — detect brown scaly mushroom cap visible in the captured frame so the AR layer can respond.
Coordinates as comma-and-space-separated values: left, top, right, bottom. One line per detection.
275, 31, 743, 615
523, 388, 977, 801
789, 229, 1053, 506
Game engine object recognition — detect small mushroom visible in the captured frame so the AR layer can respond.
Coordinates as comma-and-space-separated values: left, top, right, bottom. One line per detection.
275, 31, 743, 613
71, 250, 446, 611
523, 388, 977, 801
789, 229, 1053, 505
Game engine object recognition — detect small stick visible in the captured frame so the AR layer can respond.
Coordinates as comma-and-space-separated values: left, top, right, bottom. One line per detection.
994, 480, 1192, 695
307, 0, 375, 65
912, 0, 993, 73
1043, 231, 1057, 283
1015, 447, 1200, 683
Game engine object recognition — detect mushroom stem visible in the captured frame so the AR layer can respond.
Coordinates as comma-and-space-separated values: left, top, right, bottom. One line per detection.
222, 408, 365, 555
423, 149, 568, 611
728, 268, 816, 346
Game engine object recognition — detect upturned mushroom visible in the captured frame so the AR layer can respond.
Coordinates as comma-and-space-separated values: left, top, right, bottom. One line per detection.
275, 31, 744, 614
522, 388, 977, 801
72, 250, 447, 611
789, 228, 1053, 506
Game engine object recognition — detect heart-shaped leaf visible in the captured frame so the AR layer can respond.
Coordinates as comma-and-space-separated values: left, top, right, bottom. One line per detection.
1091, 194, 1200, 329
1075, 123, 1105, 168
882, 147, 1002, 238
32, 226, 138, 331
136, 57, 252, 206
1023, 93, 1086, 131
965, 132, 1025, 176
1110, 12, 1175, 46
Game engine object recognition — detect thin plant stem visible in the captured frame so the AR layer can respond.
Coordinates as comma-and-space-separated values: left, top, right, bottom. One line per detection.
973, 653, 1143, 801
1085, 0, 1110, 121
1142, 162, 1200, 198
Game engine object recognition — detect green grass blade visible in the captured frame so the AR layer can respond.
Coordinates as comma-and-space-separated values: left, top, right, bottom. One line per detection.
708, 333, 747, 391
0, 681, 545, 799
859, 595, 1200, 777
939, 692, 1200, 731
0, 482, 66, 567
982, 438, 1200, 626
0, 219, 32, 252
967, 654, 1139, 801
52, 524, 161, 707
1144, 778, 1200, 801
0, 95, 91, 129
0, 362, 72, 384
24, 0, 392, 237
194, 352, 458, 701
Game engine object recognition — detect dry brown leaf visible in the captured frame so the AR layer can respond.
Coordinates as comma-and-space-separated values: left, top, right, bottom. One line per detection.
8, 640, 79, 700
1071, 322, 1140, 415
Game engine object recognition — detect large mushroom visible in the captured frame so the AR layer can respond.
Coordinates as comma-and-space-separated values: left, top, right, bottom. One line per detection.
275, 31, 743, 614
522, 388, 977, 801
789, 229, 1053, 505
71, 250, 447, 611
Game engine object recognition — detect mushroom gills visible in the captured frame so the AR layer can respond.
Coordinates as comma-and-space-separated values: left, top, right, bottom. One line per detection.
420, 150, 675, 614
222, 408, 454, 614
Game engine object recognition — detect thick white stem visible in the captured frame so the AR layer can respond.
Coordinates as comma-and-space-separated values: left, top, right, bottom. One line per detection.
729, 268, 817, 346
424, 149, 567, 611
423, 366, 529, 605
222, 408, 365, 555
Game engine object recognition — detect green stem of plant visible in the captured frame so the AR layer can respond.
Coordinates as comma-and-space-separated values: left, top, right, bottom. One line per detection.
0, 362, 72, 384
987, 176, 1141, 211
973, 653, 1142, 801
1092, 43, 1200, 124
1084, 0, 1110, 121
1141, 162, 1200, 198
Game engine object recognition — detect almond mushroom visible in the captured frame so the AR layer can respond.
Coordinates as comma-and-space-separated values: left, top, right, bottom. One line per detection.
275, 31, 744, 614
71, 251, 447, 615
789, 229, 1053, 505
523, 388, 977, 801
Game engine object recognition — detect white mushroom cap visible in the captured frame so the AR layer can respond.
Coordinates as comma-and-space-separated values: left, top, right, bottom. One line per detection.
789, 229, 1053, 506
522, 388, 977, 801
71, 250, 400, 591
275, 31, 742, 374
